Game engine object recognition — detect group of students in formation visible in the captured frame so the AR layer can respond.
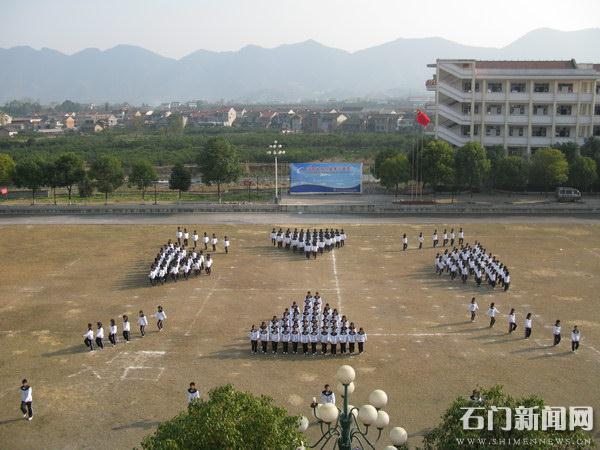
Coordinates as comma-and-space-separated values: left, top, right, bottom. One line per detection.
400, 227, 466, 251
469, 298, 582, 351
82, 306, 167, 351
434, 241, 510, 290
270, 228, 347, 259
148, 227, 231, 285
249, 291, 367, 356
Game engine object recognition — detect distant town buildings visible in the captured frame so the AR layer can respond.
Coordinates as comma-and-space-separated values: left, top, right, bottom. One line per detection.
0, 101, 419, 137
426, 59, 600, 154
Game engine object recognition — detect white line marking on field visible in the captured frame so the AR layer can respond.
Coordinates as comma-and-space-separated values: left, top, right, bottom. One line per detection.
121, 366, 164, 381
331, 251, 342, 312
68, 364, 101, 379
138, 350, 166, 356
185, 276, 221, 337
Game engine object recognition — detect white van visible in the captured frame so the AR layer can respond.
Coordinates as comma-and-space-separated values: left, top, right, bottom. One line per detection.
556, 187, 581, 202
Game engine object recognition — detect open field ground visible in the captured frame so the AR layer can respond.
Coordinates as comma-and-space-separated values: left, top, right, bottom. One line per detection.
1, 221, 600, 449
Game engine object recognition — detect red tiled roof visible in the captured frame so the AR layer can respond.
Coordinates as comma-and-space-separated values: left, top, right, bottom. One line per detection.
476, 60, 576, 70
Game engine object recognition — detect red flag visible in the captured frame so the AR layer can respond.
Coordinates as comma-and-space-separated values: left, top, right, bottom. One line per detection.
416, 110, 430, 127
0, 187, 7, 196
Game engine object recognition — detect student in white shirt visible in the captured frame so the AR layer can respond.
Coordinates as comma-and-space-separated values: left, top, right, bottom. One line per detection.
432, 230, 439, 248
508, 308, 517, 334
204, 255, 213, 275
487, 303, 499, 328
329, 329, 338, 355
95, 322, 105, 349
402, 234, 408, 251
155, 306, 167, 331
138, 311, 148, 337
224, 236, 230, 254
443, 229, 448, 247
259, 325, 269, 354
249, 325, 260, 354
571, 326, 580, 352
109, 319, 118, 346
348, 328, 357, 353
211, 234, 218, 252
310, 329, 319, 355
192, 230, 199, 248
83, 323, 94, 351
357, 327, 367, 353
122, 315, 131, 342
468, 297, 479, 322
203, 232, 209, 250
450, 228, 455, 247
320, 385, 336, 404
270, 228, 277, 246
418, 232, 424, 249
183, 228, 189, 246
524, 313, 532, 339
176, 227, 183, 245
187, 382, 200, 404
20, 379, 33, 420
458, 228, 464, 245
553, 320, 562, 346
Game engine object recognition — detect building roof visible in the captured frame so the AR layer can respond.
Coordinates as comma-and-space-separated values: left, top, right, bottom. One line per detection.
475, 60, 577, 70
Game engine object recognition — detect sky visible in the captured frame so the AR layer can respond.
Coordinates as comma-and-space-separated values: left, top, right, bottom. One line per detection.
1, 0, 599, 59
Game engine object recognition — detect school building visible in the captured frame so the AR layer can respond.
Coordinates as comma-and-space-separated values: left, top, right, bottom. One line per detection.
425, 59, 600, 155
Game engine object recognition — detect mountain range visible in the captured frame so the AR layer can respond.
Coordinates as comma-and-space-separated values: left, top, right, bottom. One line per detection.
1, 28, 600, 105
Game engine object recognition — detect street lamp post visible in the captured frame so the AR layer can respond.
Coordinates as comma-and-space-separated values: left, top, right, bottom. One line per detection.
267, 140, 285, 203
298, 365, 408, 450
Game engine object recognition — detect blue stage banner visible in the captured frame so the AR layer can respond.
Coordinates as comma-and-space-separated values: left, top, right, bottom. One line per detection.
289, 163, 362, 194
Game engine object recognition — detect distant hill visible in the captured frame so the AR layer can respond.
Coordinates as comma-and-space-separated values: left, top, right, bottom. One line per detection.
1, 28, 599, 104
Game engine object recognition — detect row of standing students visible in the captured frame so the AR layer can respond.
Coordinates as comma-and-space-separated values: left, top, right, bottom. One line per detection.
82, 307, 167, 351
469, 298, 582, 351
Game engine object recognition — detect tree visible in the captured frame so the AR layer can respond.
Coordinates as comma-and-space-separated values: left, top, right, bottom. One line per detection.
45, 159, 60, 205
422, 385, 593, 450
141, 384, 304, 450
167, 113, 185, 134
420, 140, 456, 192
197, 137, 243, 203
0, 153, 16, 185
529, 148, 569, 192
54, 152, 85, 203
78, 174, 94, 198
485, 145, 506, 189
13, 156, 47, 204
169, 163, 191, 200
455, 142, 491, 194
379, 154, 411, 196
372, 148, 401, 179
569, 156, 597, 192
556, 142, 580, 165
495, 156, 529, 192
129, 160, 158, 200
90, 155, 124, 205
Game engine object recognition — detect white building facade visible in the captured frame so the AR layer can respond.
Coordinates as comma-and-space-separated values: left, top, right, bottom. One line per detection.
426, 59, 600, 154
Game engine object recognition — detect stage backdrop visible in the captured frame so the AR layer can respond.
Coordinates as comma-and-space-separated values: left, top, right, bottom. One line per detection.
289, 163, 362, 194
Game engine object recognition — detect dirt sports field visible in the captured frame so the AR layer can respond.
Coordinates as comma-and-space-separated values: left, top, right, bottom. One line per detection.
0, 220, 599, 449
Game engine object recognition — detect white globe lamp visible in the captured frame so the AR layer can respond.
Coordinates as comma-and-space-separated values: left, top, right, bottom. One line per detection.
390, 427, 408, 445
319, 403, 339, 424
369, 389, 388, 409
297, 415, 309, 432
358, 404, 378, 426
336, 381, 355, 396
375, 410, 390, 429
336, 365, 356, 385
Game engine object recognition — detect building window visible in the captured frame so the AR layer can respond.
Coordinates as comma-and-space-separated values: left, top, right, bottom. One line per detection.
485, 125, 501, 136
462, 104, 471, 114
463, 81, 472, 92
510, 83, 526, 93
595, 105, 600, 116
509, 126, 524, 137
487, 82, 502, 93
532, 127, 547, 137
594, 126, 600, 137
557, 83, 574, 93
533, 105, 548, 115
555, 127, 571, 138
510, 104, 525, 115
556, 105, 573, 116
486, 104, 502, 115
534, 83, 550, 93
461, 125, 471, 136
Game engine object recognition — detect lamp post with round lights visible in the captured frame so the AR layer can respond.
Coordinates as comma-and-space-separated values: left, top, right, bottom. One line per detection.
297, 365, 407, 450
267, 140, 285, 202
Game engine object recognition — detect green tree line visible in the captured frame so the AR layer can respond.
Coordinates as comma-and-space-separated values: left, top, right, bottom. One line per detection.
0, 137, 244, 204
373, 138, 600, 195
